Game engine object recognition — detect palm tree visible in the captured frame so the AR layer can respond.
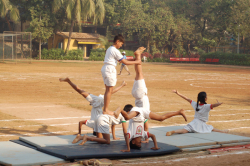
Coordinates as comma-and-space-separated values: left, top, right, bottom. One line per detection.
53, 0, 105, 53
0, 0, 19, 31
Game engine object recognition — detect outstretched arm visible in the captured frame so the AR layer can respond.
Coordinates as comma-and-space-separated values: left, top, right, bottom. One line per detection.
121, 134, 130, 152
112, 81, 127, 94
148, 133, 160, 150
119, 59, 141, 65
211, 99, 223, 108
172, 90, 192, 103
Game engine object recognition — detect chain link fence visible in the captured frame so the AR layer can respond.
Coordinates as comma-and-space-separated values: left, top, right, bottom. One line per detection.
0, 31, 32, 63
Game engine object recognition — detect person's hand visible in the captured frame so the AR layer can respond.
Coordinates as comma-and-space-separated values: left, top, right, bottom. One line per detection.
113, 137, 120, 140
142, 139, 149, 143
151, 147, 160, 150
216, 99, 223, 105
121, 149, 130, 152
172, 90, 178, 94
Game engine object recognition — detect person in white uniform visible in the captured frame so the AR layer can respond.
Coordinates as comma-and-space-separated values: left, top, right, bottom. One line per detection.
166, 90, 228, 136
120, 104, 159, 152
59, 77, 126, 140
73, 111, 127, 145
101, 34, 141, 116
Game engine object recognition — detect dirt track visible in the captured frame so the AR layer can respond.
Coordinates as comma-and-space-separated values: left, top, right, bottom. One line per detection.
0, 60, 250, 165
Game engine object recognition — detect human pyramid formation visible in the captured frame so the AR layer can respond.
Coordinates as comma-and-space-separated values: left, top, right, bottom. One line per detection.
59, 34, 228, 152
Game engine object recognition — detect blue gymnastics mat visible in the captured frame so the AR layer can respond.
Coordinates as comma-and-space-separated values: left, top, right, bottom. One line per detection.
37, 141, 180, 160
0, 141, 64, 166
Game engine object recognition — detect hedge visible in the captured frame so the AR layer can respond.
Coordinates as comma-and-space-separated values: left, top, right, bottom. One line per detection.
200, 52, 250, 66
40, 48, 83, 60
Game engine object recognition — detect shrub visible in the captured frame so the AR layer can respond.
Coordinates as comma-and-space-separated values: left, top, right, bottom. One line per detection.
41, 48, 64, 60
200, 52, 250, 66
89, 48, 105, 61
153, 53, 162, 59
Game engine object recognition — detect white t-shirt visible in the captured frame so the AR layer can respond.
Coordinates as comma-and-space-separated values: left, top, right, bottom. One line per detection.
87, 94, 104, 121
130, 107, 150, 121
104, 46, 124, 66
127, 121, 149, 141
190, 100, 213, 122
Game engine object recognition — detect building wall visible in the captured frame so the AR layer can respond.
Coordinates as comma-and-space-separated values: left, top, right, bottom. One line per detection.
48, 35, 64, 49
63, 38, 78, 50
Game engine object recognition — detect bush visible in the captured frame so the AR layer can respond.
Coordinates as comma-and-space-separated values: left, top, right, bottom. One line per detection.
41, 48, 65, 60
40, 48, 83, 60
153, 53, 162, 59
89, 48, 105, 61
200, 52, 250, 66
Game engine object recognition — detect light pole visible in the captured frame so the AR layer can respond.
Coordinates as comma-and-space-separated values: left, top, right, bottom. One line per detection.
234, 22, 240, 54
237, 25, 240, 54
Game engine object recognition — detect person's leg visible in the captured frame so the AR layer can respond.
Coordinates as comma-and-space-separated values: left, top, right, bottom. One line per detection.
72, 120, 87, 143
149, 109, 187, 122
59, 77, 89, 98
124, 65, 130, 75
118, 65, 123, 75
134, 47, 146, 80
79, 133, 110, 145
103, 85, 114, 115
166, 129, 189, 136
212, 128, 229, 133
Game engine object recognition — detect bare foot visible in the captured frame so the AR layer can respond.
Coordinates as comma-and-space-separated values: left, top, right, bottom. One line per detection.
179, 109, 187, 122
59, 77, 69, 82
114, 107, 122, 119
222, 129, 229, 133
79, 135, 88, 145
166, 131, 175, 136
121, 80, 127, 86
72, 134, 82, 144
134, 47, 146, 59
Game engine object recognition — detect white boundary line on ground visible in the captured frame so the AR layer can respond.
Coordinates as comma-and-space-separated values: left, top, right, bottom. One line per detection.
0, 116, 90, 122
1, 123, 79, 128
0, 130, 93, 137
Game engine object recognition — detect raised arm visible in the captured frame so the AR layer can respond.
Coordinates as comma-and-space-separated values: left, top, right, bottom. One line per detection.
112, 81, 127, 94
148, 133, 160, 150
119, 59, 141, 65
211, 99, 223, 108
172, 90, 192, 103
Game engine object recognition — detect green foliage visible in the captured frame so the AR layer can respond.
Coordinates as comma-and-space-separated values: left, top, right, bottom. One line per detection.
40, 48, 83, 60
28, 7, 54, 42
89, 48, 105, 61
198, 38, 217, 47
200, 52, 250, 66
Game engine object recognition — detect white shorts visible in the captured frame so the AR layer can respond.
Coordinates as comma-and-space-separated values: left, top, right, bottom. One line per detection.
94, 115, 110, 134
143, 108, 151, 119
132, 79, 150, 110
86, 94, 104, 108
86, 120, 95, 129
120, 65, 129, 72
101, 64, 117, 86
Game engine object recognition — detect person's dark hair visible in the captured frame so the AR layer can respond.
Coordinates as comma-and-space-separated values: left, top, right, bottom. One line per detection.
196, 92, 207, 111
130, 140, 141, 150
113, 34, 125, 43
123, 104, 133, 112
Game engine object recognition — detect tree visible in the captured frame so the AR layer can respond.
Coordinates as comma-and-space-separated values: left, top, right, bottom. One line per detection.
0, 0, 19, 31
28, 7, 53, 60
53, 0, 105, 53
